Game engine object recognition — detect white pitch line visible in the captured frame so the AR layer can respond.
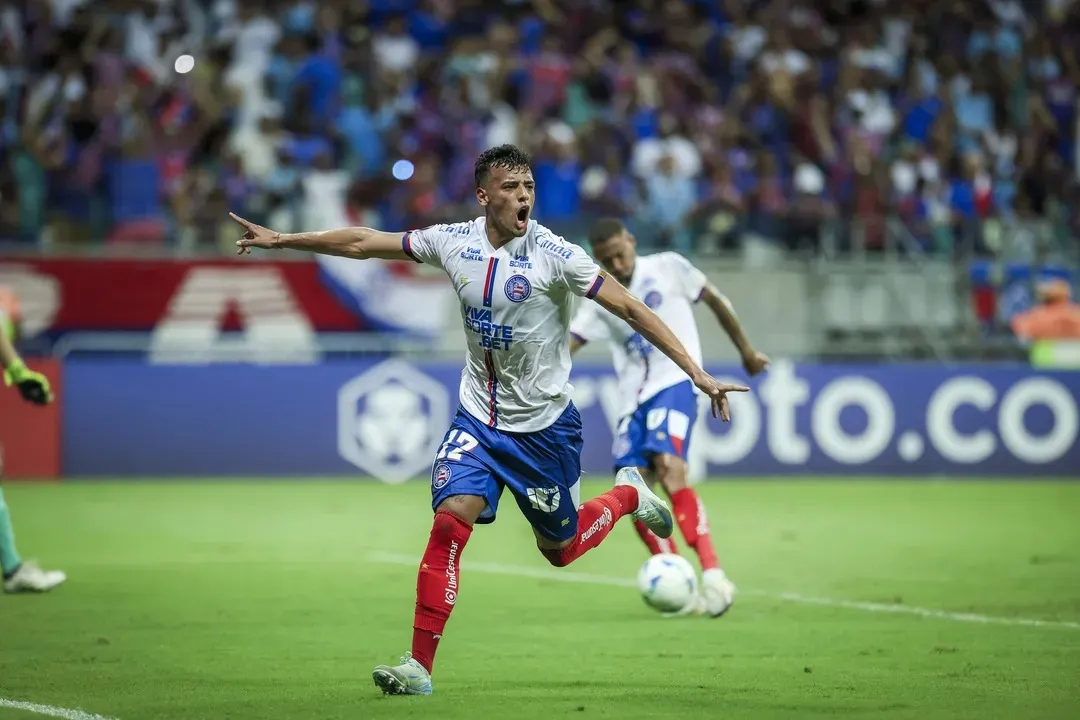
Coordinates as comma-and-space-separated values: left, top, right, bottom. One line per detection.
0, 699, 117, 720
773, 593, 1080, 630
369, 552, 1080, 631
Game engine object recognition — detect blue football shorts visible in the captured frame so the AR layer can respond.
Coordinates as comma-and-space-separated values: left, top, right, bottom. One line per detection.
429, 403, 584, 542
612, 380, 699, 471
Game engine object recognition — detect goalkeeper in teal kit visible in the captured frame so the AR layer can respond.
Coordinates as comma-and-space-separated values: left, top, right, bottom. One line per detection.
0, 300, 66, 593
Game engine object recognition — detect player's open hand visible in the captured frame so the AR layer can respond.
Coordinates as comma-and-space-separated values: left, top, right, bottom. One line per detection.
742, 350, 770, 377
231, 212, 281, 254
692, 372, 749, 423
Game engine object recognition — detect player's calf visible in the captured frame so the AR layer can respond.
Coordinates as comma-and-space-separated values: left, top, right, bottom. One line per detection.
411, 497, 482, 670
0, 482, 66, 594
651, 453, 690, 495
374, 494, 484, 696
652, 454, 720, 572
534, 483, 634, 567
633, 519, 680, 555
650, 454, 737, 616
537, 468, 673, 567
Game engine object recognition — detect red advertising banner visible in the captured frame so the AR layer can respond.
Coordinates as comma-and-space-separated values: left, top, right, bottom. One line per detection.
0, 358, 61, 480
0, 258, 369, 335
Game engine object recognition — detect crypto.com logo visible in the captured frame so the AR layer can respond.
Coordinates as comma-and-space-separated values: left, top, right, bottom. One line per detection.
337, 359, 450, 483
571, 359, 1079, 474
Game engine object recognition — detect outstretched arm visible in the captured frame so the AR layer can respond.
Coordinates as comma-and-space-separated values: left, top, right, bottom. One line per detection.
0, 324, 18, 372
591, 272, 748, 421
698, 284, 770, 376
0, 325, 52, 405
231, 213, 410, 261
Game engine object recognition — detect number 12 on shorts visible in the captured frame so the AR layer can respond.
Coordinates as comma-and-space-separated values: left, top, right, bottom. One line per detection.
436, 429, 479, 461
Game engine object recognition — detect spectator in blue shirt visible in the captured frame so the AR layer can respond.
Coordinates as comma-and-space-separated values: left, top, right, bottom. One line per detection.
644, 154, 696, 253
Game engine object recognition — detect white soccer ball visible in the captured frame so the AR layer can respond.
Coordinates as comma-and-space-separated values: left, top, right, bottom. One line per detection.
637, 553, 698, 614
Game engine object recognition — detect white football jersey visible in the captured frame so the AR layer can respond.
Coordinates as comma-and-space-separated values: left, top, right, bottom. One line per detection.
404, 217, 605, 432
569, 252, 707, 417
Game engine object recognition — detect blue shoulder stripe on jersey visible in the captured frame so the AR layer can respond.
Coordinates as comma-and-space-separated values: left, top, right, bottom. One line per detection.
402, 232, 422, 263
585, 273, 604, 299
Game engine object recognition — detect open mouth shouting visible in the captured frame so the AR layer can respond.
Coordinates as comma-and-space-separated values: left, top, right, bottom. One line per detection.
514, 205, 530, 233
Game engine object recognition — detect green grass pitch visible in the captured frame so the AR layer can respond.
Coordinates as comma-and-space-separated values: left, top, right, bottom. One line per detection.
0, 479, 1078, 720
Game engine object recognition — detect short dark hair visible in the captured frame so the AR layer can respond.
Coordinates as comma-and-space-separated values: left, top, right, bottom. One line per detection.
474, 144, 532, 187
588, 218, 627, 246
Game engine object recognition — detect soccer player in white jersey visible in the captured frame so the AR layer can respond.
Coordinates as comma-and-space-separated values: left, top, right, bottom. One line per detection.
231, 145, 749, 696
569, 218, 769, 618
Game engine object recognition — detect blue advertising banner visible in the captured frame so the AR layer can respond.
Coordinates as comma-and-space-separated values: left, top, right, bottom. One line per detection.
62, 358, 1080, 478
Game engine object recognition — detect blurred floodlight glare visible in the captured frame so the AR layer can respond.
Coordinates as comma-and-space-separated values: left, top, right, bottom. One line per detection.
174, 55, 195, 74
392, 160, 415, 181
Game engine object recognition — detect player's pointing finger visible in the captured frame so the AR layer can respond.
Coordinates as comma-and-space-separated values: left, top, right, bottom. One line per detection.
229, 212, 253, 230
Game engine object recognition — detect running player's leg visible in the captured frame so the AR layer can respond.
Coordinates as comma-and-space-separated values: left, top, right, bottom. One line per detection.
641, 382, 737, 617
500, 403, 672, 567
652, 453, 718, 571
0, 451, 65, 593
533, 464, 672, 567
652, 453, 735, 616
0, 483, 23, 579
373, 412, 501, 696
613, 400, 681, 557
618, 382, 718, 569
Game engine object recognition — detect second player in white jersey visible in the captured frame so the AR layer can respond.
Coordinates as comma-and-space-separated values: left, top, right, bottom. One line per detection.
569, 217, 769, 619
405, 217, 603, 432
569, 251, 708, 418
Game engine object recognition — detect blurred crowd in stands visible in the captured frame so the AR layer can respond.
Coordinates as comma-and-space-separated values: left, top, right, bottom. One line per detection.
1, 0, 1080, 260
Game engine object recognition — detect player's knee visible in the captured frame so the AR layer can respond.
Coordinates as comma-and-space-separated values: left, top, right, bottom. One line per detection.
652, 455, 688, 495
534, 529, 573, 566
538, 544, 571, 567
435, 495, 486, 526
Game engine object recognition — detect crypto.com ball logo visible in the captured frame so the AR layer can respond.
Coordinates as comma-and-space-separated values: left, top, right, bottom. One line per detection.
337, 359, 450, 483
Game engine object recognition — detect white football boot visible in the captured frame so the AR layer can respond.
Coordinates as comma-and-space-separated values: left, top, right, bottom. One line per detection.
662, 593, 707, 618
3, 560, 67, 593
615, 467, 674, 539
701, 568, 737, 617
372, 651, 433, 696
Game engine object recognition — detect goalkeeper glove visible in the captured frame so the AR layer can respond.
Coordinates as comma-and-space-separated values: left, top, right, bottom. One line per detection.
3, 360, 54, 406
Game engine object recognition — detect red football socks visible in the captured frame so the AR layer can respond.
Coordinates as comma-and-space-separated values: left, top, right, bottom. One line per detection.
411, 509, 473, 673
541, 485, 637, 567
670, 487, 719, 571
633, 518, 680, 555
